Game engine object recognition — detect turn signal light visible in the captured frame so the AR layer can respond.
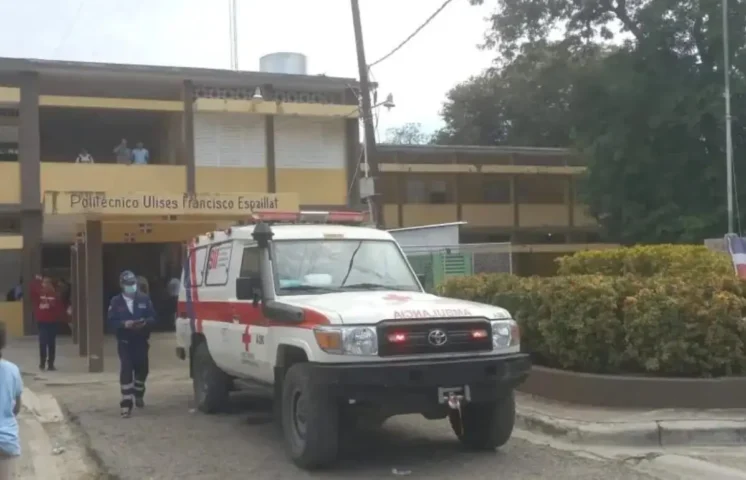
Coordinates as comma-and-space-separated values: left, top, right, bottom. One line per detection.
314, 330, 342, 351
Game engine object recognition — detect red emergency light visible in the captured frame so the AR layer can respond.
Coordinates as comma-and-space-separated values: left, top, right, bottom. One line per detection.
250, 210, 370, 226
387, 332, 408, 343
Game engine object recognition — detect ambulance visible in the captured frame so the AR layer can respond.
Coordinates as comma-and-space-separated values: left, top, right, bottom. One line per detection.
174, 210, 531, 469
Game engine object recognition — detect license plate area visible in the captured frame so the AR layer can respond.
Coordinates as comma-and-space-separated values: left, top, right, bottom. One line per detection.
437, 385, 471, 404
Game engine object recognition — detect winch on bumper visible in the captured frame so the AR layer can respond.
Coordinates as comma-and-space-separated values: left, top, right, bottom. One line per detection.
301, 353, 531, 412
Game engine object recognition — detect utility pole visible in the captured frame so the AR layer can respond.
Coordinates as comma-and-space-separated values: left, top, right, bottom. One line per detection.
723, 0, 734, 233
350, 0, 383, 228
229, 0, 239, 70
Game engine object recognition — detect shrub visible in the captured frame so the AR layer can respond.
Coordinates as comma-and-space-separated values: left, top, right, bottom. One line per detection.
437, 272, 746, 377
556, 245, 733, 278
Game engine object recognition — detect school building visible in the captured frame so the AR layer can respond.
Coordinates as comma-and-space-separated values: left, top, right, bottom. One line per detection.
376, 144, 614, 275
0, 56, 362, 371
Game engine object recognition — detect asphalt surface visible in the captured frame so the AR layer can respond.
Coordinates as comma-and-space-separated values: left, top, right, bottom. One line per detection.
35, 372, 659, 480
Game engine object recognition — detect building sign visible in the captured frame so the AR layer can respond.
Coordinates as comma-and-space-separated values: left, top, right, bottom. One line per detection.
43, 191, 299, 216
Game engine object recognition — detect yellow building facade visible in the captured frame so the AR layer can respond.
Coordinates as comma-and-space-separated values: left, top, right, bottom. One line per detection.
0, 57, 362, 367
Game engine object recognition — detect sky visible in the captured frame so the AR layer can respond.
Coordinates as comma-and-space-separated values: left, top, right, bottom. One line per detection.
0, 0, 496, 139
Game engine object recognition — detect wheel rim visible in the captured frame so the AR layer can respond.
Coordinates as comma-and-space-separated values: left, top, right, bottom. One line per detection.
291, 390, 307, 440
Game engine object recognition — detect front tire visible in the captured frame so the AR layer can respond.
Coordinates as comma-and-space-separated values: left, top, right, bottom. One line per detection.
192, 342, 230, 414
281, 363, 340, 469
449, 391, 516, 450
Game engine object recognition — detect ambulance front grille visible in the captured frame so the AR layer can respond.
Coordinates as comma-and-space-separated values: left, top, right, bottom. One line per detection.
377, 319, 492, 357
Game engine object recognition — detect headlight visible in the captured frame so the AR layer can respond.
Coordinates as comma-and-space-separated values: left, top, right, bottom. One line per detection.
314, 326, 378, 356
490, 319, 520, 350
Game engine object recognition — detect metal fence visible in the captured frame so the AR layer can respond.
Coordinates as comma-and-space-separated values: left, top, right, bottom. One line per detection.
401, 242, 513, 291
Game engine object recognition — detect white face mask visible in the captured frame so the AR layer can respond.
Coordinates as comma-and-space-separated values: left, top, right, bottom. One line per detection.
123, 285, 137, 295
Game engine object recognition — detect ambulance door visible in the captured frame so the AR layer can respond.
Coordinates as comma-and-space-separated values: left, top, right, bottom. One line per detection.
233, 244, 270, 380
202, 240, 242, 376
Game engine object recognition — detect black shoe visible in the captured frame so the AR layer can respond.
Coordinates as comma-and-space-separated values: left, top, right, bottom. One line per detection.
135, 398, 145, 409
47, 365, 56, 372
120, 407, 132, 418
39, 363, 45, 371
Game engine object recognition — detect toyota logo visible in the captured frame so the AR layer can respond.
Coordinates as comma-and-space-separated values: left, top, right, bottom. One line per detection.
428, 329, 448, 347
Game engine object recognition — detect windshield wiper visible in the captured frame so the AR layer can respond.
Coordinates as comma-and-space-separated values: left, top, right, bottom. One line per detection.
280, 285, 336, 293
339, 283, 414, 291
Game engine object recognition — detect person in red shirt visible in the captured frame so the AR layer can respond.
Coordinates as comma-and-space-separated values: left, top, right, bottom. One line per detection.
33, 277, 63, 371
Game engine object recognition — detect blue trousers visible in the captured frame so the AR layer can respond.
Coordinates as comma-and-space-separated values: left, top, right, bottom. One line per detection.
117, 338, 149, 409
38, 323, 57, 367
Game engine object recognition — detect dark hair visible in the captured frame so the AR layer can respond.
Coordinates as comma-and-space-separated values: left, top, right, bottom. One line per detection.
0, 322, 7, 354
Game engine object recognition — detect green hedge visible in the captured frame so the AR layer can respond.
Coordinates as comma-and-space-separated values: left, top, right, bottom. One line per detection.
556, 244, 733, 278
437, 271, 746, 377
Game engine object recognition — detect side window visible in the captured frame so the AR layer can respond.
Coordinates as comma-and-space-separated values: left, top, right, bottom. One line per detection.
204, 242, 234, 286
183, 246, 207, 287
240, 247, 260, 278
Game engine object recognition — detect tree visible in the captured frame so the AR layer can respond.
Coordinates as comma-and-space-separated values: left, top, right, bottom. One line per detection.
434, 40, 605, 147
445, 0, 746, 243
384, 123, 433, 144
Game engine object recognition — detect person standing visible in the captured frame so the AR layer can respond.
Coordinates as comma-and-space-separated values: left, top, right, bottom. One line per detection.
107, 271, 155, 418
131, 142, 150, 165
33, 277, 63, 371
0, 322, 23, 479
113, 139, 131, 165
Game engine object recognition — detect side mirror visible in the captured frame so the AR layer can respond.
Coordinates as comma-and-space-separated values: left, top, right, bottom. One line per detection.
236, 276, 262, 306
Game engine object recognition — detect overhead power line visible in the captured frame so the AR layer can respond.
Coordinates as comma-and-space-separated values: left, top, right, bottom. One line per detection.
367, 0, 454, 68
52, 0, 88, 57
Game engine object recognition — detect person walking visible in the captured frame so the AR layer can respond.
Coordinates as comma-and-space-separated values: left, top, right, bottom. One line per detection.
0, 322, 23, 479
33, 277, 63, 371
107, 271, 155, 418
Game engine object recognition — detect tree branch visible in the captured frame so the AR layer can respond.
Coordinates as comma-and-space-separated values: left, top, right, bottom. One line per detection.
692, 16, 714, 70
610, 0, 643, 40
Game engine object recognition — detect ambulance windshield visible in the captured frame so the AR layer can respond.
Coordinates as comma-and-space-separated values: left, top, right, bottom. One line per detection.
272, 239, 421, 295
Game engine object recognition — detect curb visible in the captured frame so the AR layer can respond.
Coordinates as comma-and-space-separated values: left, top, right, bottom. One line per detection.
22, 387, 65, 425
515, 407, 746, 447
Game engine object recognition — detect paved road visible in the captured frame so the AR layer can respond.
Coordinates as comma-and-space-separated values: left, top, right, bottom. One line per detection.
33, 373, 658, 480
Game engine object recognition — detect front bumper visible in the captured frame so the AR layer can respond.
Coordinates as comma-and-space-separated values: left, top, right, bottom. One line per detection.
303, 353, 531, 409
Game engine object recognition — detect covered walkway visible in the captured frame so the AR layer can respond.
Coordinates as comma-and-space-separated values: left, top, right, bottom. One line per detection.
47, 190, 298, 372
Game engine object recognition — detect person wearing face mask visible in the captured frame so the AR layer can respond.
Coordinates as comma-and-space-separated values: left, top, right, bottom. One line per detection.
106, 270, 155, 418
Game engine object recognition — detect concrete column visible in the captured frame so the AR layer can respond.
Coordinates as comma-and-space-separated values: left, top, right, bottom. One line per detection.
19, 71, 42, 336
182, 80, 196, 194
568, 176, 575, 231
453, 155, 462, 222
265, 115, 276, 193
77, 240, 88, 357
511, 176, 519, 230
85, 221, 104, 373
70, 246, 78, 345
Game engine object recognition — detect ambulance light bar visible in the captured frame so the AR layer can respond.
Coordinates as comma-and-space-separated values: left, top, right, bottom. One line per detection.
251, 210, 369, 225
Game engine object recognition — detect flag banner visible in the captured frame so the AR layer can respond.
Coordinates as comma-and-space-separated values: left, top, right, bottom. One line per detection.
725, 234, 746, 279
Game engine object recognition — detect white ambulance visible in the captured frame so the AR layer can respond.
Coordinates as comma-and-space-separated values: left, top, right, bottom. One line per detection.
174, 210, 531, 470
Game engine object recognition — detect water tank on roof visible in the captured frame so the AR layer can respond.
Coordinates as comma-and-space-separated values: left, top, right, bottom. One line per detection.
259, 52, 308, 75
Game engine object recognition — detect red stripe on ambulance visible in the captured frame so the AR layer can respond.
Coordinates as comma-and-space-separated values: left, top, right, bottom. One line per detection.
177, 300, 329, 329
